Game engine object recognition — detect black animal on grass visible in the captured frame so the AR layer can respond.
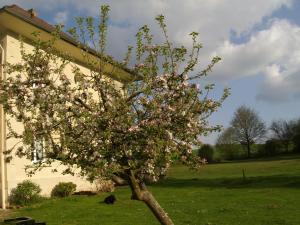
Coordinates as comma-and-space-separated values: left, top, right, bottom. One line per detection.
104, 194, 116, 204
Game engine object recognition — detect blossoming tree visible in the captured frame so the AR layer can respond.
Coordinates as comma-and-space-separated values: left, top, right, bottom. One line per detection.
0, 6, 229, 225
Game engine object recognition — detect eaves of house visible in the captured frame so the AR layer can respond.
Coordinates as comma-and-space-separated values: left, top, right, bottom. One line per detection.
0, 4, 137, 83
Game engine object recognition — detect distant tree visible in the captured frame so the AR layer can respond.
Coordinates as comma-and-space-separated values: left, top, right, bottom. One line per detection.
270, 119, 294, 152
216, 127, 235, 145
292, 119, 300, 152
197, 144, 214, 163
229, 106, 266, 158
216, 127, 244, 160
263, 139, 281, 156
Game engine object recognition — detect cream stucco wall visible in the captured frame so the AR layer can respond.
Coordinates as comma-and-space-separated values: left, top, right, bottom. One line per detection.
2, 33, 123, 199
0, 7, 130, 209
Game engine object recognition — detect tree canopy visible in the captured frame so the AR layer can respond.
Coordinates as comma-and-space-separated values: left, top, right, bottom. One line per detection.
218, 106, 265, 158
0, 6, 229, 225
270, 119, 294, 151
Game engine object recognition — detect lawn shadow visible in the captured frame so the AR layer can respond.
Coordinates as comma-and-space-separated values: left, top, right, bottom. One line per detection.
217, 153, 300, 165
154, 174, 300, 189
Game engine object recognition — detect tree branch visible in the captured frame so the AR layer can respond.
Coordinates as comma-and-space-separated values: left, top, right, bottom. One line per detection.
74, 97, 92, 111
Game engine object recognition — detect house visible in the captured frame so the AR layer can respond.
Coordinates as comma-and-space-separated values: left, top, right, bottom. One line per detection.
0, 4, 134, 209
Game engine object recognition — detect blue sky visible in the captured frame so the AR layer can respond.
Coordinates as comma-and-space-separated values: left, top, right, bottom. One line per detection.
1, 0, 300, 144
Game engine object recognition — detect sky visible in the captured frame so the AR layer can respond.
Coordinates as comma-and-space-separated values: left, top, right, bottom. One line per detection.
1, 0, 300, 144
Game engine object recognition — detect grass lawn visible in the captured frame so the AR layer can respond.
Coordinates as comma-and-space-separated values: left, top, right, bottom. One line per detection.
3, 155, 300, 225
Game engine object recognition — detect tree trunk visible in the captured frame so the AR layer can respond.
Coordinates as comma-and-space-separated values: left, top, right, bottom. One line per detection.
140, 186, 174, 225
247, 142, 251, 158
127, 171, 174, 225
111, 174, 128, 186
284, 141, 289, 152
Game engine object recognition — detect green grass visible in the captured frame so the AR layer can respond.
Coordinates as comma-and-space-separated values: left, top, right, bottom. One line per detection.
6, 155, 300, 225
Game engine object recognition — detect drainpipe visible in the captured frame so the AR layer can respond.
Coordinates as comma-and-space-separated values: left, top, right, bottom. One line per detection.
0, 42, 6, 209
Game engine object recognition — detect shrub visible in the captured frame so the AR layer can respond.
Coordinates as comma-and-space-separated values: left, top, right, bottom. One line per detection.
262, 139, 282, 156
9, 180, 42, 206
251, 144, 266, 157
95, 178, 115, 192
293, 133, 300, 152
215, 144, 246, 161
51, 182, 77, 198
197, 144, 214, 163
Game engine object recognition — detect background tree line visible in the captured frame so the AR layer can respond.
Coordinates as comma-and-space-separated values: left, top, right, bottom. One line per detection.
197, 105, 300, 162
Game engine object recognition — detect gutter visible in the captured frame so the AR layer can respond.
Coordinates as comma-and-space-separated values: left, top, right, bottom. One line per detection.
0, 42, 6, 209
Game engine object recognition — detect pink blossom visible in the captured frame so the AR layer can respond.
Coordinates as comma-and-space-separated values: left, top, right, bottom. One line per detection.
167, 106, 175, 112
128, 125, 140, 132
166, 130, 173, 139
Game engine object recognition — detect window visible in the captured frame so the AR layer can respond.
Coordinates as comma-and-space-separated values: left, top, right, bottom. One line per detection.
32, 139, 44, 163
32, 81, 46, 89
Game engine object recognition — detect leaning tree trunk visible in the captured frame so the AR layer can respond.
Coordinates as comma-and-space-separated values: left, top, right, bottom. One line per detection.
127, 170, 174, 225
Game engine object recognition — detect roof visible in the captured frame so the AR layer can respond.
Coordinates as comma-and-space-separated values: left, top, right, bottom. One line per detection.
0, 4, 138, 82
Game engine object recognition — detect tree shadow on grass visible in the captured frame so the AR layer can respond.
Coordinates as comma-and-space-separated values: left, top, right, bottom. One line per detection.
217, 153, 300, 165
153, 175, 300, 189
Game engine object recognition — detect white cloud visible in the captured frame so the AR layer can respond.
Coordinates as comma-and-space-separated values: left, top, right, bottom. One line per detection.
1, 0, 292, 46
1, 0, 293, 55
73, 0, 295, 87
54, 11, 68, 24
1, 0, 297, 103
210, 19, 300, 102
91, 0, 293, 52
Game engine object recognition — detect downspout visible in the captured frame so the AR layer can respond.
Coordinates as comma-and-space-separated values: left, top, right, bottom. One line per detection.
0, 42, 6, 209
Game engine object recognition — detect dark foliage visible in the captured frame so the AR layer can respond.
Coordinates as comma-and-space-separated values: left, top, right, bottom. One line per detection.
9, 180, 42, 206
263, 139, 282, 156
197, 144, 214, 163
51, 182, 77, 198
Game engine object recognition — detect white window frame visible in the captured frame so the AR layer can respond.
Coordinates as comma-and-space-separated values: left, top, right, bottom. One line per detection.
32, 138, 44, 163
